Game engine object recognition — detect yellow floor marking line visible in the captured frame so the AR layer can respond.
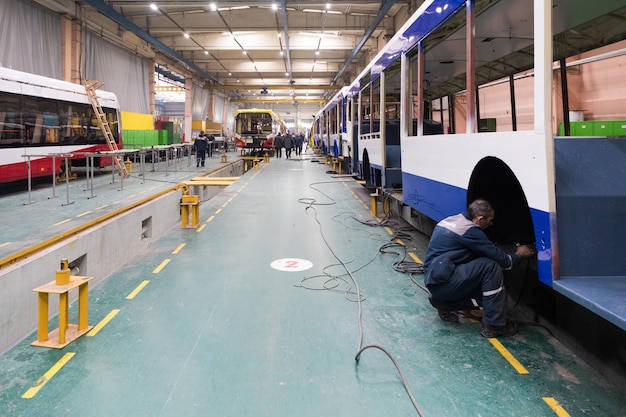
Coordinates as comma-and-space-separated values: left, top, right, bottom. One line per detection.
196, 224, 207, 233
126, 194, 137, 199
172, 243, 186, 254
396, 238, 405, 246
22, 352, 75, 399
153, 259, 171, 274
384, 226, 394, 235
207, 215, 215, 223
215, 208, 222, 214
221, 202, 228, 208
95, 205, 108, 210
488, 338, 529, 374
408, 252, 423, 263
0, 242, 10, 247
87, 309, 120, 337
543, 397, 571, 417
76, 211, 92, 218
127, 281, 150, 300
53, 219, 71, 226
228, 197, 234, 202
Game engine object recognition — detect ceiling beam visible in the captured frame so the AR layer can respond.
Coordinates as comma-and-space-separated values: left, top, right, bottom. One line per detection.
205, 84, 340, 91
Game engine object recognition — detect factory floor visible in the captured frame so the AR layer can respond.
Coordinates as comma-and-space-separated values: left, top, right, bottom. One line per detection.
1, 148, 625, 417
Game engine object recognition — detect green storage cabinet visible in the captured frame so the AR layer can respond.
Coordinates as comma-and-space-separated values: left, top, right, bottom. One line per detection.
592, 121, 613, 136
571, 121, 592, 136
612, 121, 626, 136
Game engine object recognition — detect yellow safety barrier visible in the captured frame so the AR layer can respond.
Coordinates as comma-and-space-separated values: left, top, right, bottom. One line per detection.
32, 259, 93, 348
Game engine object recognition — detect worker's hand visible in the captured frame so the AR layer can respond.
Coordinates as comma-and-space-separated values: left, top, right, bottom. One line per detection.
515, 245, 535, 258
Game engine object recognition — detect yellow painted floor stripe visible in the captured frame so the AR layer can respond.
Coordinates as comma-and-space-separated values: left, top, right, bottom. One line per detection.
53, 219, 71, 226
384, 226, 394, 235
196, 224, 207, 233
215, 208, 222, 214
488, 338, 529, 374
228, 197, 234, 202
95, 204, 108, 210
543, 397, 571, 417
87, 309, 120, 337
172, 243, 186, 254
409, 252, 423, 263
221, 202, 228, 208
76, 211, 92, 218
396, 238, 405, 246
0, 242, 10, 247
126, 194, 137, 199
22, 352, 75, 398
153, 259, 171, 274
207, 215, 215, 223
127, 280, 150, 299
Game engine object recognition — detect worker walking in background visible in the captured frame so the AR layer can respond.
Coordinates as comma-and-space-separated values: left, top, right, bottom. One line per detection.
194, 131, 208, 167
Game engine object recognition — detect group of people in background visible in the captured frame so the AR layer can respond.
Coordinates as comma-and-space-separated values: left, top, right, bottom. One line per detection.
273, 131, 305, 159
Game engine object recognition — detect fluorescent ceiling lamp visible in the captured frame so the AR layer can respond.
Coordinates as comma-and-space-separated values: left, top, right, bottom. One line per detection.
299, 31, 339, 38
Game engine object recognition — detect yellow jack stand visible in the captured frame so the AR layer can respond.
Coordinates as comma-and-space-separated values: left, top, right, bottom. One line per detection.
221, 153, 228, 163
32, 260, 93, 349
264, 152, 270, 163
181, 194, 200, 228
124, 158, 133, 173
370, 192, 378, 217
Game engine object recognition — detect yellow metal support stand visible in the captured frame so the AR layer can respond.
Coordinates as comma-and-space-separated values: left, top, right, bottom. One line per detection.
32, 261, 93, 349
264, 152, 270, 164
370, 192, 378, 217
181, 194, 200, 228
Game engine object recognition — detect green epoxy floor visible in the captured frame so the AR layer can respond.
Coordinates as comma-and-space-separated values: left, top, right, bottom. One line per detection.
1, 151, 625, 417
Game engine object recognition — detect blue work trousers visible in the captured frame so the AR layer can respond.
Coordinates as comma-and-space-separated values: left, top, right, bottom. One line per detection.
427, 257, 507, 326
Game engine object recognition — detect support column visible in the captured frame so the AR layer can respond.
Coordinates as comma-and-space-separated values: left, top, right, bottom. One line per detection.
184, 77, 193, 144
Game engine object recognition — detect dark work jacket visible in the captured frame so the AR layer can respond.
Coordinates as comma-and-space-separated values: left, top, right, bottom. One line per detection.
194, 135, 208, 153
423, 212, 521, 285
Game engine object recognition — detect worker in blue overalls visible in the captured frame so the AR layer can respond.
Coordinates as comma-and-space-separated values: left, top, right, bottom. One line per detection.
423, 199, 534, 338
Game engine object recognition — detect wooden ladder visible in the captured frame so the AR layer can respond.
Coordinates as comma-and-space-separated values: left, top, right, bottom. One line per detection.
83, 80, 128, 178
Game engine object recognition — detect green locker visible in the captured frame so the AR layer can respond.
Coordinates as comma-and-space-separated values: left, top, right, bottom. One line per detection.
592, 121, 613, 136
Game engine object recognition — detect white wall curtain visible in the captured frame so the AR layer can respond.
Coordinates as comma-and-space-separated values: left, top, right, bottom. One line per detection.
0, 0, 61, 77
82, 31, 150, 114
192, 84, 209, 120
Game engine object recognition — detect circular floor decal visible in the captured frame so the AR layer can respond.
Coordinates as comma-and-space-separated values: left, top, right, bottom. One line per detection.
270, 258, 313, 272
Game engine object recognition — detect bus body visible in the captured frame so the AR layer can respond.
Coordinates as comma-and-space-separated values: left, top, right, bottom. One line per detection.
0, 67, 122, 183
314, 0, 626, 332
233, 108, 285, 153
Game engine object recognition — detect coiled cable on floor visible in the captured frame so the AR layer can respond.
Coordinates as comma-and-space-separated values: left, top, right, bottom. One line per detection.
299, 180, 425, 416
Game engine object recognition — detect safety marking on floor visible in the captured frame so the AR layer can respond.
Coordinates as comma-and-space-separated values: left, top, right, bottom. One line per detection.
384, 226, 394, 235
172, 243, 186, 254
0, 242, 10, 248
543, 397, 571, 416
95, 204, 108, 210
53, 219, 71, 226
206, 215, 215, 223
87, 309, 120, 337
76, 211, 92, 218
270, 258, 313, 272
487, 338, 529, 374
409, 252, 423, 263
221, 202, 229, 208
153, 259, 170, 274
196, 224, 207, 233
22, 352, 75, 399
215, 208, 222, 214
126, 194, 137, 199
127, 281, 150, 299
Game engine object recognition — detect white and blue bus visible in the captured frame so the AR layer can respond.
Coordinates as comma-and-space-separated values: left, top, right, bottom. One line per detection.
314, 0, 626, 334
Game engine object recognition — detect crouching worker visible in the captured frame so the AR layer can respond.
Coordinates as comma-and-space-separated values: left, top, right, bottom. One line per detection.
423, 199, 534, 338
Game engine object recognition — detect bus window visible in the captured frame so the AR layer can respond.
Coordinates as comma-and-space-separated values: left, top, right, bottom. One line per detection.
0, 92, 22, 145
